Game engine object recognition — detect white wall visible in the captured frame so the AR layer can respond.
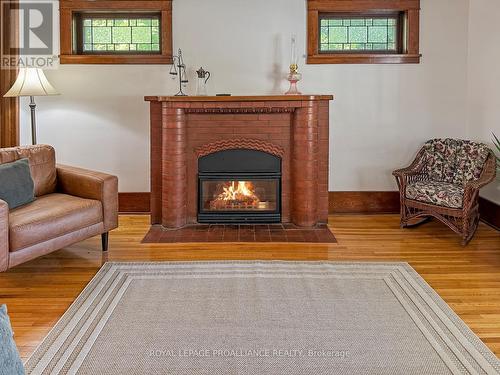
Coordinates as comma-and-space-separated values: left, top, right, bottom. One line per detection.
467, 0, 500, 204
21, 0, 470, 193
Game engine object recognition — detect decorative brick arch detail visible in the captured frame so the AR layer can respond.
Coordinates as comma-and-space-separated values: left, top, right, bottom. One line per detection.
195, 138, 285, 158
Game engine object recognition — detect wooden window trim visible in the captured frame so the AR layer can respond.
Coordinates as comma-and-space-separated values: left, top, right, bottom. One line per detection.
59, 0, 172, 64
0, 0, 19, 146
307, 0, 421, 64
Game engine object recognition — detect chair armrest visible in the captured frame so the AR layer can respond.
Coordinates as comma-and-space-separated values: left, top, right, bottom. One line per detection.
56, 164, 118, 232
463, 152, 497, 207
393, 168, 426, 178
392, 148, 427, 178
0, 199, 9, 272
392, 148, 429, 195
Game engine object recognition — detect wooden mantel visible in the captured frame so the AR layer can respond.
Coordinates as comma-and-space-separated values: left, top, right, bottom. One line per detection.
145, 95, 333, 102
146, 94, 333, 229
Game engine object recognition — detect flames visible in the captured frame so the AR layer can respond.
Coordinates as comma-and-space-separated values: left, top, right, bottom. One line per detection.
217, 181, 259, 203
220, 181, 257, 201
211, 181, 260, 209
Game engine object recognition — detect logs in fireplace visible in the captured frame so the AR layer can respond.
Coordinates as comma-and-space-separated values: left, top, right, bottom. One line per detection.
145, 95, 333, 228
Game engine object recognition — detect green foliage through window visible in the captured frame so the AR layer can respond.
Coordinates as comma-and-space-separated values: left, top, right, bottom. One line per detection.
319, 16, 399, 53
81, 15, 160, 53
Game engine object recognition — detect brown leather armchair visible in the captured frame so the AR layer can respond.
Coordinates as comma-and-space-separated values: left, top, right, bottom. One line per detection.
0, 145, 118, 272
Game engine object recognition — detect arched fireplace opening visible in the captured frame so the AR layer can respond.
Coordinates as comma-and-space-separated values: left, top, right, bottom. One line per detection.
198, 149, 281, 223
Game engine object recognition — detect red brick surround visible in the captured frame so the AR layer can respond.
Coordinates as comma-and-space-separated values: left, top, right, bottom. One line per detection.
146, 95, 333, 228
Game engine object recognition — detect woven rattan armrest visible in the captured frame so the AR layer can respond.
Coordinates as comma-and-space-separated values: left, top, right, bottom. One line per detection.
463, 152, 497, 207
393, 148, 428, 186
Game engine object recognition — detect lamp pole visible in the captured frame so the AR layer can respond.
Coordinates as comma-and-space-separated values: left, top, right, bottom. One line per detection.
29, 96, 37, 145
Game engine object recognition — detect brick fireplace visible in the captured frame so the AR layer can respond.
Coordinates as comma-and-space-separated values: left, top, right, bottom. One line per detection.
145, 95, 333, 229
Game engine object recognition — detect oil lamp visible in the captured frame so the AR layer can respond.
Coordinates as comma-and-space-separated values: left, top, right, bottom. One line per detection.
285, 34, 302, 95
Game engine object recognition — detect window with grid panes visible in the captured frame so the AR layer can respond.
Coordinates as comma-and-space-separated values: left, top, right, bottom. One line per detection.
319, 15, 401, 53
307, 0, 421, 64
59, 0, 172, 64
77, 14, 161, 54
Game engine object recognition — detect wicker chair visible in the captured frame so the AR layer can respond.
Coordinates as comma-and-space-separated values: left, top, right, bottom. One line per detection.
393, 139, 496, 245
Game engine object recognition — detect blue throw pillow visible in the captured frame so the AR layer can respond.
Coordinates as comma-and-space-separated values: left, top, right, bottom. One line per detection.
0, 158, 35, 209
0, 305, 25, 375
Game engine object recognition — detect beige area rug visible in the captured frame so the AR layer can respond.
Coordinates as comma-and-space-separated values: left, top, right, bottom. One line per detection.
25, 262, 500, 374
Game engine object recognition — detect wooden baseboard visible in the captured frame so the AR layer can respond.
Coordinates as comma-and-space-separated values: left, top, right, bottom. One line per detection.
117, 191, 401, 215
479, 197, 500, 231
118, 191, 499, 230
118, 193, 150, 214
328, 191, 400, 214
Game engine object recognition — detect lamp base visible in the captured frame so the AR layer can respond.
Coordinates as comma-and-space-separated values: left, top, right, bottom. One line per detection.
285, 80, 302, 95
285, 72, 302, 95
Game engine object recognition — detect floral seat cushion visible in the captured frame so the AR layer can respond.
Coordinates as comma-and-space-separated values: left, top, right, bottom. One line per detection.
406, 180, 464, 209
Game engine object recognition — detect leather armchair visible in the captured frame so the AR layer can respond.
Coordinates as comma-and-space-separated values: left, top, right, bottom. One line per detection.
0, 145, 118, 272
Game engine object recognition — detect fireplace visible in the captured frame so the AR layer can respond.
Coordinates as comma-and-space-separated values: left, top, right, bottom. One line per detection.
198, 149, 281, 223
146, 95, 333, 229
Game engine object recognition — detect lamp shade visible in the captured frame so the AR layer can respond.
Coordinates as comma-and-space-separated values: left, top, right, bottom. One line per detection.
3, 68, 59, 97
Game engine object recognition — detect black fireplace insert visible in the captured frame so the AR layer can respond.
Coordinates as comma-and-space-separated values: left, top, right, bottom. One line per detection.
198, 149, 281, 223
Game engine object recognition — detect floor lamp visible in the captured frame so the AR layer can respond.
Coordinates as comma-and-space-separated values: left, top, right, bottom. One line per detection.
3, 68, 59, 145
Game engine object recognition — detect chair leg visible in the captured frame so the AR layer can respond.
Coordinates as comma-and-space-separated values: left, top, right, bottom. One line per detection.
461, 214, 479, 246
399, 201, 408, 228
101, 232, 109, 252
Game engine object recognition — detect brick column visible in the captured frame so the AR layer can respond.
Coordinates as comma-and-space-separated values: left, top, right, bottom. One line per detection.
162, 106, 187, 228
291, 103, 319, 227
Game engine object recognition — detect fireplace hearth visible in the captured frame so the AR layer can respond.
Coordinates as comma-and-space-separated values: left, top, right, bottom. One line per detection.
198, 149, 281, 223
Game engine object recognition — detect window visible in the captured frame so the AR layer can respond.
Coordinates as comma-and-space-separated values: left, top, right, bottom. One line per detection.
76, 14, 161, 54
308, 0, 420, 64
319, 15, 401, 53
60, 0, 172, 64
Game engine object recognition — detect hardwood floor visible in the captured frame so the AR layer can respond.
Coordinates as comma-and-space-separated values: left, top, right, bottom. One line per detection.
1, 214, 499, 360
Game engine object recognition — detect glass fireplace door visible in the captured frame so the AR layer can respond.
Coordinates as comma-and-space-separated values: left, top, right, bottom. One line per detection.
198, 149, 282, 223
201, 179, 279, 212
198, 176, 281, 223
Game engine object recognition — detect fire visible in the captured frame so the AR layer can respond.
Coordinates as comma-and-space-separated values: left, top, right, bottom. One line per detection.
220, 181, 257, 201
217, 181, 259, 202
211, 181, 260, 209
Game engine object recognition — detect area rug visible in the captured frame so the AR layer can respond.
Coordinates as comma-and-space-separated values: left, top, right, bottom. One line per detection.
25, 262, 500, 374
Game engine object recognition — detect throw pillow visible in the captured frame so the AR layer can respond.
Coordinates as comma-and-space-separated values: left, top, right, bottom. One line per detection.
0, 158, 35, 209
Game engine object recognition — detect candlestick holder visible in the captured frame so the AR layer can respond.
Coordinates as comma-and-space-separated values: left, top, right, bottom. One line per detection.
285, 63, 302, 95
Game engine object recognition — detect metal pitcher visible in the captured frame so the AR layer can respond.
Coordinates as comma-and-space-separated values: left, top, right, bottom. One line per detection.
195, 67, 211, 96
